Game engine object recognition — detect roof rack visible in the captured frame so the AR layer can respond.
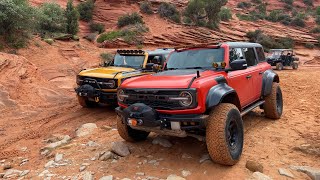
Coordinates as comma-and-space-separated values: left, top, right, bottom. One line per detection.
174, 43, 221, 52
117, 49, 145, 55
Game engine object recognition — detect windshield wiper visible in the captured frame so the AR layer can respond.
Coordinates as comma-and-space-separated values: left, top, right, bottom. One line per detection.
168, 68, 179, 70
183, 67, 205, 69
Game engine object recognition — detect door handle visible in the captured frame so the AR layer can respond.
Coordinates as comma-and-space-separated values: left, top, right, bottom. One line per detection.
246, 75, 252, 79
259, 71, 263, 75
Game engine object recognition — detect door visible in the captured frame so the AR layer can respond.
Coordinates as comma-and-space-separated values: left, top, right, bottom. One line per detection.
242, 47, 261, 102
228, 48, 254, 108
254, 47, 267, 99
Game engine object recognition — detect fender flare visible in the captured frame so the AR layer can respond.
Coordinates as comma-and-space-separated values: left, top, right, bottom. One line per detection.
205, 83, 239, 110
262, 69, 279, 97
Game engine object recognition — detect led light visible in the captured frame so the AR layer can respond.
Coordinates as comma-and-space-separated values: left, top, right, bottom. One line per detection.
178, 91, 193, 107
221, 62, 226, 68
117, 89, 128, 102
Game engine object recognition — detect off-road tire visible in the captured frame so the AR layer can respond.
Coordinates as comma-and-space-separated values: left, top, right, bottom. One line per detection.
77, 96, 98, 108
117, 115, 150, 142
206, 103, 244, 166
276, 63, 283, 70
292, 62, 298, 70
264, 83, 283, 119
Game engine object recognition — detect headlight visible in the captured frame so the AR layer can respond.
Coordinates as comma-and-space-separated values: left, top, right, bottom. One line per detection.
98, 80, 116, 88
178, 91, 193, 107
107, 80, 116, 88
117, 89, 128, 102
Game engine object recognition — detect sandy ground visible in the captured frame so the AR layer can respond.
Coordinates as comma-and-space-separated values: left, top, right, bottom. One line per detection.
0, 37, 319, 179
0, 0, 319, 179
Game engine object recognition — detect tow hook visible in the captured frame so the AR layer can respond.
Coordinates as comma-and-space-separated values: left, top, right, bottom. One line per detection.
95, 96, 100, 102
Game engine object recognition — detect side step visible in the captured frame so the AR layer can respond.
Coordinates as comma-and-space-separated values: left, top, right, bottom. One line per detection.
240, 100, 265, 117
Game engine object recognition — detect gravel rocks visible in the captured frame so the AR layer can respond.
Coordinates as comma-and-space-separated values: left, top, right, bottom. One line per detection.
246, 160, 264, 173
152, 137, 172, 148
111, 142, 130, 157
76, 123, 98, 137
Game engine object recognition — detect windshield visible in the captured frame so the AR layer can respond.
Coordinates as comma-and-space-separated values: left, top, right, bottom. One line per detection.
112, 54, 145, 68
267, 51, 281, 58
166, 48, 225, 69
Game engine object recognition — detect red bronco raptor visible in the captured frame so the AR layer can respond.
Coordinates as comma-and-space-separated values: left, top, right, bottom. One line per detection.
115, 42, 283, 165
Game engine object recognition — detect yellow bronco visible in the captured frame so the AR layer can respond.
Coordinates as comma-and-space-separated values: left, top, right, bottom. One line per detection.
75, 49, 173, 107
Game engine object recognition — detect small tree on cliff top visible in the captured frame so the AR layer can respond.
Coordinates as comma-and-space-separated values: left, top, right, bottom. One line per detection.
66, 0, 79, 35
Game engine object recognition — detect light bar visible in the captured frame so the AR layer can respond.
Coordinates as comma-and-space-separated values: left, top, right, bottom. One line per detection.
117, 49, 145, 55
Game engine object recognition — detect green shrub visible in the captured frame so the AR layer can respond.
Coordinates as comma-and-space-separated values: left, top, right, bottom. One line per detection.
316, 6, 320, 15
256, 3, 267, 15
266, 10, 283, 22
310, 26, 320, 33
237, 2, 252, 9
158, 2, 181, 23
278, 37, 294, 48
0, 43, 4, 51
304, 43, 315, 49
38, 2, 67, 33
316, 15, 320, 25
284, 4, 293, 10
237, 13, 254, 21
184, 0, 206, 25
0, 0, 36, 48
184, 0, 227, 28
117, 13, 143, 28
66, 0, 79, 35
291, 16, 306, 27
140, 1, 153, 14
77, 0, 94, 22
281, 0, 293, 5
303, 0, 313, 6
246, 30, 294, 50
89, 22, 105, 34
100, 53, 113, 66
136, 44, 143, 49
219, 8, 232, 21
97, 23, 148, 45
182, 17, 193, 24
44, 38, 54, 45
97, 31, 123, 43
266, 10, 292, 24
251, 0, 262, 4
280, 15, 292, 25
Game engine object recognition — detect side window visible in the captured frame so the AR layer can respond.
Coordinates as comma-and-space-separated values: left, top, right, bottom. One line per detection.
256, 47, 265, 62
148, 55, 162, 65
243, 48, 257, 67
229, 48, 245, 63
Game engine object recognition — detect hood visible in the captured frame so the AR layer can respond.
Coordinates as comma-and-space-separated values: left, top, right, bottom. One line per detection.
122, 69, 218, 89
78, 66, 136, 79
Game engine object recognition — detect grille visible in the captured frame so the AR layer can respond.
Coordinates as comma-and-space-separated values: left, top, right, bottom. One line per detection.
123, 89, 196, 110
79, 76, 118, 89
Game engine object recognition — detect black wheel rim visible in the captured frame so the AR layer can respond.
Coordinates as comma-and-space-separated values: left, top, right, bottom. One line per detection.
276, 88, 283, 114
227, 118, 238, 150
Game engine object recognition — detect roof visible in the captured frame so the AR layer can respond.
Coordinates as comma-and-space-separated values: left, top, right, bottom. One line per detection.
269, 49, 293, 51
223, 42, 263, 48
147, 48, 174, 55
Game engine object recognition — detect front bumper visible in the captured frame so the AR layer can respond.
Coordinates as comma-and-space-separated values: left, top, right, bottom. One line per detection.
75, 85, 117, 103
115, 105, 209, 131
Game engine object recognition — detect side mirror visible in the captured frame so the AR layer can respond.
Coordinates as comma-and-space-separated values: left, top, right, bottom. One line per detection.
230, 59, 247, 70
145, 63, 160, 72
145, 63, 154, 71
